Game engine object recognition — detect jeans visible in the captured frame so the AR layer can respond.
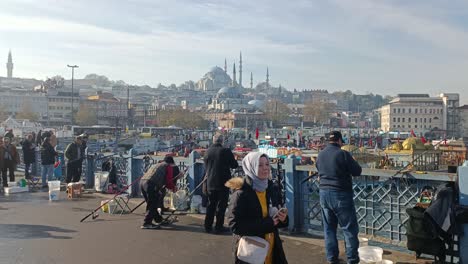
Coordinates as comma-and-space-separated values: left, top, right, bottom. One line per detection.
2, 159, 15, 186
42, 164, 55, 187
320, 189, 360, 264
204, 188, 229, 230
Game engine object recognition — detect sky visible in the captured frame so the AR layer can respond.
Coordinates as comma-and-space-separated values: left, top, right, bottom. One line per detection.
1, 0, 468, 103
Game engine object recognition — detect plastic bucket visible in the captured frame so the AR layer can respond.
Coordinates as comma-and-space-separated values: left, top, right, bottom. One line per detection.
190, 195, 202, 213
48, 181, 61, 191
358, 246, 383, 263
49, 190, 60, 201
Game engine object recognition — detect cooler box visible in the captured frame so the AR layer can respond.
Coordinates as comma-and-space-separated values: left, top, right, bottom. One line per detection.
4, 186, 29, 194
67, 183, 83, 199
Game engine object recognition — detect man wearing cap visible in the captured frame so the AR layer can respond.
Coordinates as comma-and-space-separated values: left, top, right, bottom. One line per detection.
64, 136, 83, 183
203, 135, 238, 234
316, 131, 362, 264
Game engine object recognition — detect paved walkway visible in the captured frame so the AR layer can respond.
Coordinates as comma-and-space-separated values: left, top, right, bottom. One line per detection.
0, 183, 434, 263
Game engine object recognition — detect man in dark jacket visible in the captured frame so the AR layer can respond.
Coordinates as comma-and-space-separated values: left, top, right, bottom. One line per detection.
316, 131, 362, 264
203, 135, 238, 233
22, 134, 36, 179
41, 137, 58, 188
64, 136, 83, 183
1, 136, 20, 187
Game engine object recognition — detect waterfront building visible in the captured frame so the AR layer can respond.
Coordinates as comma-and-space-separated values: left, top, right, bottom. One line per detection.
0, 88, 47, 120
46, 88, 80, 125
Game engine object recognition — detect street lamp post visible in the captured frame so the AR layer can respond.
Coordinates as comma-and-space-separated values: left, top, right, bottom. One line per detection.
67, 64, 79, 125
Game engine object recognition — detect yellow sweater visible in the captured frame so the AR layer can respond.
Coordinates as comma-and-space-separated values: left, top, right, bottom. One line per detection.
256, 191, 274, 264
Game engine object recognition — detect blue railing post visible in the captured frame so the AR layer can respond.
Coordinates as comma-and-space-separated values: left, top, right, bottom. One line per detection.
188, 151, 203, 195
285, 155, 306, 233
85, 155, 95, 189
458, 165, 468, 263
129, 149, 143, 197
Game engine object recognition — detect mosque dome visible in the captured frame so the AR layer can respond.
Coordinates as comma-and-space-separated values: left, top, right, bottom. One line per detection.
402, 137, 426, 150
217, 86, 242, 98
248, 99, 265, 109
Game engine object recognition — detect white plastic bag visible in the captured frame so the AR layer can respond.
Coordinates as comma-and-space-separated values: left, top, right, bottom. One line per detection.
237, 236, 270, 264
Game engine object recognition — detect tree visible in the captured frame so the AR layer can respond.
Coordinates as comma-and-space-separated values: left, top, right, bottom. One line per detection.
75, 107, 98, 125
16, 103, 39, 121
303, 101, 336, 124
263, 99, 291, 127
158, 110, 209, 129
43, 75, 65, 90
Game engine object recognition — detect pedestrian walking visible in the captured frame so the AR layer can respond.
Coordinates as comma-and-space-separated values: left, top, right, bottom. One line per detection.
203, 135, 238, 234
64, 136, 83, 183
0, 136, 20, 187
316, 131, 362, 264
41, 137, 58, 188
227, 152, 289, 264
22, 134, 36, 179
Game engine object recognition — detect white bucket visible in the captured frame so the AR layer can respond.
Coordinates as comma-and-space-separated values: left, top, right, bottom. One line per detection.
358, 246, 383, 263
49, 190, 60, 201
48, 180, 61, 191
359, 237, 369, 247
380, 260, 393, 264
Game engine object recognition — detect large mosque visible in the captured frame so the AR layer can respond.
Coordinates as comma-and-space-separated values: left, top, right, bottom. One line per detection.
198, 52, 270, 111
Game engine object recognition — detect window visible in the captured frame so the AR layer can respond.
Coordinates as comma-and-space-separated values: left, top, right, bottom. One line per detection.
429, 109, 432, 114
424, 118, 426, 122
409, 118, 411, 122
425, 109, 427, 114
402, 125, 405, 128
408, 125, 411, 128
415, 118, 417, 122
393, 125, 396, 128
393, 117, 396, 122
398, 125, 400, 128
429, 118, 432, 123
415, 125, 418, 128
393, 109, 396, 113
415, 109, 418, 114
409, 108, 412, 113
403, 108, 406, 113
398, 118, 400, 122
398, 108, 401, 113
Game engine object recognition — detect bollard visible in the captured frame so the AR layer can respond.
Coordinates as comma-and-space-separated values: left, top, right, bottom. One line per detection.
188, 151, 203, 195
458, 165, 468, 263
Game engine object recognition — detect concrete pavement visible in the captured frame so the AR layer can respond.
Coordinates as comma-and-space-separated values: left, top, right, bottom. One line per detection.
0, 189, 433, 264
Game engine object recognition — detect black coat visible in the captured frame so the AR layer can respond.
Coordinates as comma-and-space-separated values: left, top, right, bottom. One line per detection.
204, 143, 238, 191
22, 140, 36, 164
227, 177, 288, 264
41, 141, 57, 165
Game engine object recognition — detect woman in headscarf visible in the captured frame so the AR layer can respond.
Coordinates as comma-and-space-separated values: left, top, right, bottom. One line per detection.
226, 152, 289, 264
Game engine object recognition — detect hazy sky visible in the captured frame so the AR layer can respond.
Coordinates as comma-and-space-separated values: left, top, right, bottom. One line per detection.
1, 0, 468, 103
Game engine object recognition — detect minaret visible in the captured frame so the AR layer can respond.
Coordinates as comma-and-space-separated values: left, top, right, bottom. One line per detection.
6, 50, 13, 78
232, 63, 237, 86
224, 58, 227, 73
239, 51, 243, 87
266, 67, 270, 88
250, 72, 253, 90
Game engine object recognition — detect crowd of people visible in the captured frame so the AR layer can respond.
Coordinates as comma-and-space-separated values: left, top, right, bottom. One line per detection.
0, 129, 88, 189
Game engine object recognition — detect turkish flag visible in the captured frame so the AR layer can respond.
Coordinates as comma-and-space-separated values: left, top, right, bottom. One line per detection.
255, 128, 259, 140
410, 129, 417, 137
421, 136, 427, 144
287, 134, 290, 140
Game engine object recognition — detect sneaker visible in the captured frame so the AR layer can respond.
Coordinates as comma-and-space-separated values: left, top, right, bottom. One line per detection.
214, 226, 230, 234
140, 223, 161, 229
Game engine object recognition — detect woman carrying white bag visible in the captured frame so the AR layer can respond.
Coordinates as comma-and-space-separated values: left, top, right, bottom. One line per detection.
226, 152, 289, 264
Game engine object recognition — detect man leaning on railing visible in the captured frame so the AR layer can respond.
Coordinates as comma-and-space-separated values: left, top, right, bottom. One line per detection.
316, 131, 362, 264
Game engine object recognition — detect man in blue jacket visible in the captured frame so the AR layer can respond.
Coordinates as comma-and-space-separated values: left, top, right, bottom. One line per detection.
316, 131, 362, 264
